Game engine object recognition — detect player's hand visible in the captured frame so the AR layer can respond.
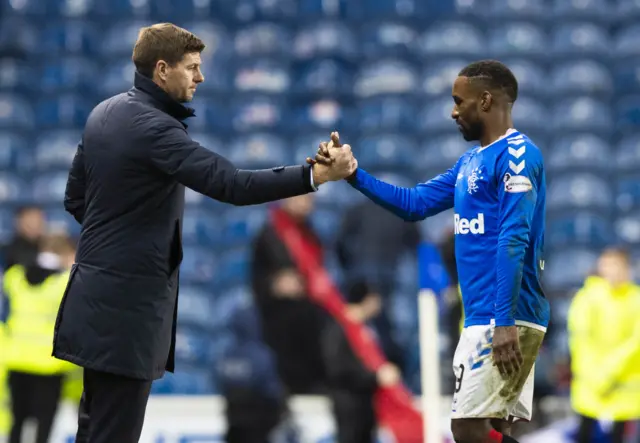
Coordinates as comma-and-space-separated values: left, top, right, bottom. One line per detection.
306, 132, 344, 166
310, 133, 357, 184
492, 326, 524, 378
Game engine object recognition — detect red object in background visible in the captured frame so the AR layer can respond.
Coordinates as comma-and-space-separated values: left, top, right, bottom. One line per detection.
271, 208, 424, 443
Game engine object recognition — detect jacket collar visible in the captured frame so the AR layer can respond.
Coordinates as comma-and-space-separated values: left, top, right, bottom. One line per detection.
133, 71, 195, 121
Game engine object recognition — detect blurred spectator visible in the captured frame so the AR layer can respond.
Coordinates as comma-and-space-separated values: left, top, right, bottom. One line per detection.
336, 200, 421, 372
250, 194, 327, 395
320, 280, 401, 443
568, 247, 640, 443
219, 304, 287, 443
1, 205, 45, 270
1, 233, 78, 443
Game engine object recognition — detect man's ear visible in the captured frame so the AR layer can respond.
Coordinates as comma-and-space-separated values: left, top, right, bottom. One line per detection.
155, 60, 169, 81
481, 91, 493, 112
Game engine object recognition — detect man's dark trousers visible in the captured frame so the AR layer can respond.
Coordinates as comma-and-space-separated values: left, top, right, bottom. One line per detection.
74, 369, 152, 443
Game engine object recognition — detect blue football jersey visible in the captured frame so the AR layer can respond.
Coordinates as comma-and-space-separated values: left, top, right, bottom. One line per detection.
348, 129, 550, 329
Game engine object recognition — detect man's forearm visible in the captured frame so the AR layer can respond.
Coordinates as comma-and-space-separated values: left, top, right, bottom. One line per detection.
228, 165, 315, 206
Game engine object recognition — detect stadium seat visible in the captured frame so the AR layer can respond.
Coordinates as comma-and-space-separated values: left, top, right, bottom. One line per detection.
616, 0, 640, 24
180, 21, 233, 63
310, 178, 359, 208
234, 23, 291, 60
210, 287, 253, 331
177, 286, 216, 330
154, 0, 217, 21
174, 327, 216, 366
98, 57, 136, 98
293, 59, 354, 96
230, 96, 285, 133
292, 132, 335, 163
358, 97, 418, 133
549, 60, 613, 95
616, 175, 640, 212
215, 248, 251, 288
551, 97, 613, 133
353, 59, 419, 98
189, 133, 227, 156
100, 20, 154, 57
1, 0, 46, 15
547, 134, 612, 174
357, 134, 417, 171
0, 208, 15, 243
32, 171, 69, 204
0, 59, 37, 93
418, 134, 473, 171
291, 99, 353, 133
39, 21, 99, 56
35, 95, 92, 129
40, 57, 98, 95
547, 212, 614, 248
614, 24, 640, 58
152, 366, 216, 395
34, 130, 80, 171
0, 173, 26, 203
488, 23, 547, 58
187, 97, 230, 133
182, 209, 222, 248
419, 209, 454, 243
544, 248, 599, 291
615, 211, 640, 245
0, 94, 35, 131
512, 97, 547, 133
421, 59, 470, 96
47, 0, 92, 18
294, 22, 358, 61
487, 0, 547, 20
91, 0, 153, 18
501, 59, 547, 97
552, 0, 613, 22
234, 58, 291, 95
181, 246, 218, 286
417, 22, 485, 56
228, 133, 287, 168
0, 18, 38, 55
45, 208, 81, 237
297, 0, 361, 20
417, 96, 456, 133
361, 22, 417, 60
613, 61, 640, 94
228, 0, 298, 23
616, 134, 640, 173
222, 208, 267, 246
361, 0, 428, 19
0, 133, 30, 172
551, 23, 610, 58
616, 96, 640, 131
547, 173, 613, 212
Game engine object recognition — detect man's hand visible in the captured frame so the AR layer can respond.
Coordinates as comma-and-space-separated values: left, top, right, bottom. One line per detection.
310, 132, 358, 185
492, 326, 524, 378
376, 362, 401, 387
271, 269, 305, 299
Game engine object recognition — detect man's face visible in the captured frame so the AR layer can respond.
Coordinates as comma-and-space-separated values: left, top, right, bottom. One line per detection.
16, 208, 44, 241
597, 253, 631, 286
162, 52, 204, 103
282, 194, 314, 220
451, 76, 485, 142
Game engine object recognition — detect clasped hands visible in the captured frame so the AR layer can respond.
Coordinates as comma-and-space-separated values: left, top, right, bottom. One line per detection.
308, 132, 358, 186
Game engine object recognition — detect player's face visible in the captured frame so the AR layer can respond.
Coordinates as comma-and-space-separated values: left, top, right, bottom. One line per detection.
164, 52, 204, 103
451, 76, 484, 142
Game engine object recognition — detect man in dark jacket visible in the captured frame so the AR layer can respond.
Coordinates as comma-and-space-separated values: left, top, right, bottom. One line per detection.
52, 23, 356, 443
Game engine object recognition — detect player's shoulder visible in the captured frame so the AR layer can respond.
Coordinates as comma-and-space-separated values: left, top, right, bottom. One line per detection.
497, 131, 544, 165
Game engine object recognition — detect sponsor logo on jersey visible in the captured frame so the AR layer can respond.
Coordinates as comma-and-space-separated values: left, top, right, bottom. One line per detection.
504, 174, 533, 193
454, 213, 485, 235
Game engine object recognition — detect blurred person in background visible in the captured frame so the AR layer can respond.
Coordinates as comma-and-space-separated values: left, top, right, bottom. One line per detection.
336, 199, 421, 372
320, 280, 401, 443
218, 304, 287, 443
1, 206, 45, 270
1, 233, 78, 443
250, 194, 328, 395
568, 247, 640, 443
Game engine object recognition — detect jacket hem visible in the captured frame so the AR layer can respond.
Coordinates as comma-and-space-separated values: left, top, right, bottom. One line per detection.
53, 351, 165, 381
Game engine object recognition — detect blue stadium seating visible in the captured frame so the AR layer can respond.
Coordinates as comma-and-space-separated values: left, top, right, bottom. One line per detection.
4, 0, 640, 395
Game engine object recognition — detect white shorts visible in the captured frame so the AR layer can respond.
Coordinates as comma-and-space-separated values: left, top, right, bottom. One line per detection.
451, 323, 545, 422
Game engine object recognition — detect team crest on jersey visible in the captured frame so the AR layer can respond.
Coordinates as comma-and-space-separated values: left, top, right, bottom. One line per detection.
467, 167, 484, 195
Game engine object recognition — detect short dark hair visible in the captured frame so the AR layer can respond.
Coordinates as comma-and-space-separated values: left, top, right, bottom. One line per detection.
458, 60, 518, 103
132, 23, 205, 78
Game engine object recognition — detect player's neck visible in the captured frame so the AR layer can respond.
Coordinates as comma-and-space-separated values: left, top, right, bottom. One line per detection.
480, 116, 514, 147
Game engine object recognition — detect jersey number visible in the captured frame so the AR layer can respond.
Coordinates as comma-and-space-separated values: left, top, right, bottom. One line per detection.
454, 364, 465, 393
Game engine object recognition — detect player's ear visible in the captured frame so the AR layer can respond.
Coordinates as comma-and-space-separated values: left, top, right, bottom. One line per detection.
480, 91, 492, 112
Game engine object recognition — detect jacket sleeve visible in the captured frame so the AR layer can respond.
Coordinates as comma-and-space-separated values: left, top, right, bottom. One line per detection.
346, 161, 461, 222
494, 146, 542, 327
64, 140, 86, 224
148, 122, 315, 205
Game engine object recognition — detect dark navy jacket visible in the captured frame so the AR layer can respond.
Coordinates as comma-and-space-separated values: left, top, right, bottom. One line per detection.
53, 72, 315, 380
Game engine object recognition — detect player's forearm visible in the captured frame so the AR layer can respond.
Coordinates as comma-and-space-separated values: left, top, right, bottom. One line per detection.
494, 233, 528, 326
347, 169, 432, 221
